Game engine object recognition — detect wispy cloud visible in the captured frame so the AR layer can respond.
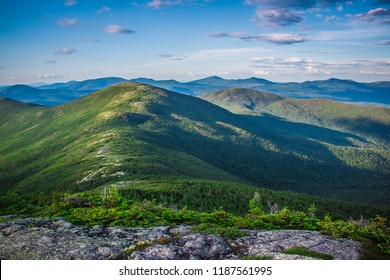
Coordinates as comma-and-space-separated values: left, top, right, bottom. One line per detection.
245, 0, 316, 9
58, 18, 77, 26
324, 15, 339, 23
159, 54, 185, 61
45, 61, 56, 64
104, 25, 135, 34
187, 70, 230, 77
148, 0, 180, 8
244, 33, 307, 44
376, 40, 390, 45
9, 76, 16, 80
206, 31, 230, 38
358, 70, 390, 76
146, 0, 209, 8
82, 38, 100, 43
54, 48, 77, 55
355, 8, 390, 23
253, 69, 274, 75
37, 74, 62, 79
250, 56, 331, 74
249, 56, 390, 76
310, 26, 389, 42
64, 0, 76, 7
0, 65, 5, 71
97, 6, 112, 14
207, 31, 307, 45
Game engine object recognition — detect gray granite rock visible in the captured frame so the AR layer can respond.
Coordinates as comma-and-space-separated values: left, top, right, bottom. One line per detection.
0, 217, 361, 260
230, 230, 361, 260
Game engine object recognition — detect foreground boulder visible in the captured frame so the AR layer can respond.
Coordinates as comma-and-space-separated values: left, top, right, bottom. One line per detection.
0, 217, 361, 260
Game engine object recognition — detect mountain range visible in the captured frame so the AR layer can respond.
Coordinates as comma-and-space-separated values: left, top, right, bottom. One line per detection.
0, 76, 389, 106
1, 82, 389, 211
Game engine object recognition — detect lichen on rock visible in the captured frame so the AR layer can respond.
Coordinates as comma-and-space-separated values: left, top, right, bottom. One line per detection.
0, 217, 361, 260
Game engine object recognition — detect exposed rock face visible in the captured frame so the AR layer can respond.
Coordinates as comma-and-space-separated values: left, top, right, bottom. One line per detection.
232, 230, 361, 260
0, 217, 361, 260
131, 234, 234, 260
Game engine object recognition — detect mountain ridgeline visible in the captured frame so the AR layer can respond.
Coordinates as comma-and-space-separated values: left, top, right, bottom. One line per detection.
0, 82, 389, 217
202, 88, 390, 147
0, 76, 389, 106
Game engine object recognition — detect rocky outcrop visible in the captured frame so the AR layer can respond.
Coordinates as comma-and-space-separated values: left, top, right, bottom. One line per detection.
0, 217, 361, 260
231, 230, 360, 260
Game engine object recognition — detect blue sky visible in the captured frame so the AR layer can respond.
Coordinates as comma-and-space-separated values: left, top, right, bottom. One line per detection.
0, 0, 389, 84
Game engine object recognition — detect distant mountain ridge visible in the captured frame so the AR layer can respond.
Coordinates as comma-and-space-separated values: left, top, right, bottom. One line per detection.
0, 76, 388, 106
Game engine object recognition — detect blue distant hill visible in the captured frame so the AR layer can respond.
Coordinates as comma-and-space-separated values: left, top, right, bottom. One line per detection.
0, 76, 388, 106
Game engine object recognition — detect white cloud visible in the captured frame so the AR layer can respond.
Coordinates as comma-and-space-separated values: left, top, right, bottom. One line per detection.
355, 8, 390, 23
376, 40, 390, 45
206, 31, 229, 37
146, 0, 209, 8
249, 56, 331, 74
249, 56, 390, 77
324, 15, 338, 23
254, 70, 274, 75
304, 65, 331, 74
58, 18, 77, 26
254, 8, 304, 27
245, 0, 360, 29
207, 32, 307, 45
45, 61, 56, 64
208, 71, 230, 76
97, 6, 112, 14
104, 25, 135, 34
287, 57, 306, 63
10, 76, 16, 80
54, 48, 77, 55
261, 33, 307, 44
37, 74, 62, 79
187, 70, 230, 77
361, 8, 390, 17
159, 54, 185, 61
311, 27, 389, 41
0, 65, 5, 71
148, 0, 177, 8
64, 0, 76, 7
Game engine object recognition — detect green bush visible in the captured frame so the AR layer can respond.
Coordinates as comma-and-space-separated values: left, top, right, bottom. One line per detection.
318, 215, 390, 256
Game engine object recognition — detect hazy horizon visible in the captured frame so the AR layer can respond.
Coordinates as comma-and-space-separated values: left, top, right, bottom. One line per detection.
2, 75, 390, 87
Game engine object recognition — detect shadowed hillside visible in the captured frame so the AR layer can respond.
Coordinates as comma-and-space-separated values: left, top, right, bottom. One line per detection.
202, 88, 390, 147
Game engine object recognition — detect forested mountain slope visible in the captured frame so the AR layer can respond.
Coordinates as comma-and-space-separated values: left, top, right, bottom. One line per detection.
1, 83, 389, 206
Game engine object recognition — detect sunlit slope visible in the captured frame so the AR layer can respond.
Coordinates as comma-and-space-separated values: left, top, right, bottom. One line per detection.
0, 84, 240, 195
